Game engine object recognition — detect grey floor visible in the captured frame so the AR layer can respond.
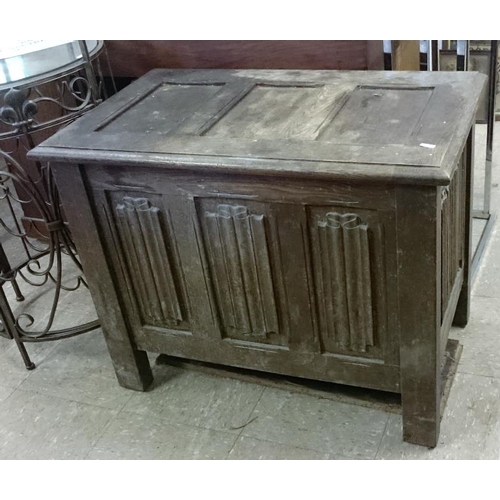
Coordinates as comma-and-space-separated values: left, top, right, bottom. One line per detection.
1, 125, 500, 460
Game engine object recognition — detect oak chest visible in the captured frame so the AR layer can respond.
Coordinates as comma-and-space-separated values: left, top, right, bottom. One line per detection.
30, 69, 486, 447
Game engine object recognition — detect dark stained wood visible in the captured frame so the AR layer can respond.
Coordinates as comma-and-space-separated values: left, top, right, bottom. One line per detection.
154, 338, 462, 416
29, 69, 485, 447
396, 185, 441, 447
309, 209, 382, 353
136, 325, 400, 393
199, 201, 280, 341
453, 128, 474, 327
103, 41, 384, 78
50, 163, 153, 391
32, 69, 486, 186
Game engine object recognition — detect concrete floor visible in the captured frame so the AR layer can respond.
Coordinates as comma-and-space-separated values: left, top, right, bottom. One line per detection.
1, 125, 500, 460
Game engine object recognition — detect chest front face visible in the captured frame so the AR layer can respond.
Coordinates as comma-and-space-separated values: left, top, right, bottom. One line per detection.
87, 164, 401, 392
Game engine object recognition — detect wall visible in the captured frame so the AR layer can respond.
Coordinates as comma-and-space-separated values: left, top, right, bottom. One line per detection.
103, 40, 384, 78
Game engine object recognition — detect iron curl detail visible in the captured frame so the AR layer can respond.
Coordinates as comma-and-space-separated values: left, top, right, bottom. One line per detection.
0, 76, 97, 138
0, 150, 97, 339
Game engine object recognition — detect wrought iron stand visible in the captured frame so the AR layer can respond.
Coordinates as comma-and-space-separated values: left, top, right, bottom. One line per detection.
0, 41, 113, 369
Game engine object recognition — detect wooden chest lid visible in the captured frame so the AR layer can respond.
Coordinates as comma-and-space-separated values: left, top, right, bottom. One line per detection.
30, 69, 486, 185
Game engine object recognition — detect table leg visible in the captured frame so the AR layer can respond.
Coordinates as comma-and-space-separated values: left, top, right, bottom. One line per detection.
51, 162, 153, 391
397, 186, 441, 447
104, 338, 153, 391
0, 284, 35, 370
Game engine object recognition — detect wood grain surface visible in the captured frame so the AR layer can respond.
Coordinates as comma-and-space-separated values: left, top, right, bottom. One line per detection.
104, 40, 384, 77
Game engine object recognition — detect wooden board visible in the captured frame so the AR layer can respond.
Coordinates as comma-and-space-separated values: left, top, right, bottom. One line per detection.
156, 339, 462, 418
31, 69, 486, 186
392, 40, 421, 71
103, 40, 384, 78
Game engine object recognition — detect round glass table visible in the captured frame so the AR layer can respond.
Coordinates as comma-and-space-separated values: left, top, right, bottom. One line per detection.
0, 40, 110, 369
0, 40, 111, 140
0, 40, 103, 89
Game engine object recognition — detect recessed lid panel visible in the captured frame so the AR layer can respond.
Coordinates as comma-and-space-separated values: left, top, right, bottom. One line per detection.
205, 84, 437, 147
205, 84, 342, 141
98, 82, 224, 134
319, 86, 435, 145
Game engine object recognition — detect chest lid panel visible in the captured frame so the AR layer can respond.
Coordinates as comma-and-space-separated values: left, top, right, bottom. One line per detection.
30, 69, 486, 184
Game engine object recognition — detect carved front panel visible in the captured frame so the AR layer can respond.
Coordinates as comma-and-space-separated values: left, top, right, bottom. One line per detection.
197, 200, 285, 345
110, 195, 188, 329
308, 208, 387, 356
441, 154, 466, 320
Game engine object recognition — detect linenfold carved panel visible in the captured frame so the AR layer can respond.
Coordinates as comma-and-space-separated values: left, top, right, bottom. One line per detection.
311, 211, 383, 354
441, 156, 466, 320
198, 202, 281, 343
114, 196, 186, 328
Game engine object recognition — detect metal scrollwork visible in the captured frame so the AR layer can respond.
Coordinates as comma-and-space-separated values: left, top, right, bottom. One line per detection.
0, 41, 112, 369
0, 75, 97, 139
0, 150, 99, 367
0, 88, 37, 131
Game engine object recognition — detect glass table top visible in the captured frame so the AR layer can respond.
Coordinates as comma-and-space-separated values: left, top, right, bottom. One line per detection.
0, 40, 102, 89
